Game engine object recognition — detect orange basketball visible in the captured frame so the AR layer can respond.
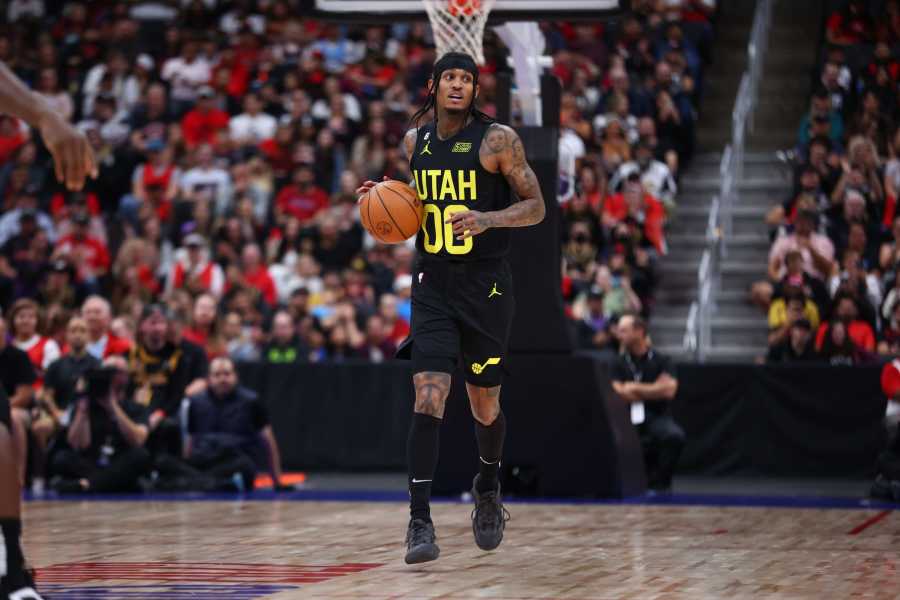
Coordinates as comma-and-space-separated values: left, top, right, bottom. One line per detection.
359, 180, 423, 244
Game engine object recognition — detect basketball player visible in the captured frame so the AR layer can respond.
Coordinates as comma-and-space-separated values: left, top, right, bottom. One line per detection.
0, 60, 97, 600
357, 52, 545, 563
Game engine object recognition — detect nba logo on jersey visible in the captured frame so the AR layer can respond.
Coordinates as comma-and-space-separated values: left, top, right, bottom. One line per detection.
424, 131, 430, 141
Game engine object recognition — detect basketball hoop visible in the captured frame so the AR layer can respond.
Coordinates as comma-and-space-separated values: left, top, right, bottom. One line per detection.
422, 0, 496, 65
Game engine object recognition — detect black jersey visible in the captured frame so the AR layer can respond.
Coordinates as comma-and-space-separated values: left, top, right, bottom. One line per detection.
409, 119, 513, 261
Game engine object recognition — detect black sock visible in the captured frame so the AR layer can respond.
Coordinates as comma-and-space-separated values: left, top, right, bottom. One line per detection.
475, 410, 506, 493
407, 413, 442, 523
0, 518, 24, 584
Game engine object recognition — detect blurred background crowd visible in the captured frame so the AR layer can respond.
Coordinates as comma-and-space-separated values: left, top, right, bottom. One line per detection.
753, 0, 900, 365
0, 0, 711, 366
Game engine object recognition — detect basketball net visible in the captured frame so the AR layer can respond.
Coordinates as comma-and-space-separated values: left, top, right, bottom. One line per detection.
422, 0, 496, 65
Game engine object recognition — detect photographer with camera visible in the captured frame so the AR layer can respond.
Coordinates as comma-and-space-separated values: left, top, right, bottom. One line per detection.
49, 355, 151, 494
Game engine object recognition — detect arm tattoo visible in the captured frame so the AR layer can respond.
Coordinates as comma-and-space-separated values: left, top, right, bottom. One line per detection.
478, 124, 545, 228
402, 128, 418, 161
413, 371, 451, 418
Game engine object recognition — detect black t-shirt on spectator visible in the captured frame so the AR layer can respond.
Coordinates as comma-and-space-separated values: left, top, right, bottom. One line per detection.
767, 339, 818, 363
179, 338, 210, 386
610, 348, 676, 420
44, 353, 101, 411
0, 344, 36, 397
128, 105, 177, 142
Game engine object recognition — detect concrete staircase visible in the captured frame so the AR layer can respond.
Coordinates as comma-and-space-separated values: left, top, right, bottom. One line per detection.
650, 0, 821, 363
652, 153, 791, 362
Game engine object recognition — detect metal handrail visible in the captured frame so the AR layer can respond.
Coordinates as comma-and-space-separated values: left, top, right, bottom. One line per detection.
683, 0, 770, 362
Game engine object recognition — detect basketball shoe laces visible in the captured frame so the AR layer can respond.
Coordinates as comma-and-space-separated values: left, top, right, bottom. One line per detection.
472, 488, 511, 530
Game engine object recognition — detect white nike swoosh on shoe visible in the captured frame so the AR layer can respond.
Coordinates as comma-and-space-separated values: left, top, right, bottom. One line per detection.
411, 478, 432, 483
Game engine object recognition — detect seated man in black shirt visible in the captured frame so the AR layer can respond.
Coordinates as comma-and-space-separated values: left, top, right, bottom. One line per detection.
49, 355, 152, 493
37, 316, 100, 445
162, 357, 284, 492
611, 314, 684, 492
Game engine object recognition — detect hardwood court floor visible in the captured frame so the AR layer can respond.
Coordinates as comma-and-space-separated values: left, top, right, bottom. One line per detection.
21, 498, 900, 599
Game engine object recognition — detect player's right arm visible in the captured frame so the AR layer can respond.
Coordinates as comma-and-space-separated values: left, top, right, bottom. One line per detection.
0, 61, 97, 190
355, 128, 417, 196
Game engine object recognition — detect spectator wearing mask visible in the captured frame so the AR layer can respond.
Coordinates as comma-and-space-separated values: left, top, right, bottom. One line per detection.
80, 295, 132, 360
50, 355, 152, 493
166, 233, 226, 299
767, 318, 817, 363
263, 311, 307, 364
181, 357, 285, 491
816, 293, 876, 353
611, 314, 683, 492
7, 298, 60, 384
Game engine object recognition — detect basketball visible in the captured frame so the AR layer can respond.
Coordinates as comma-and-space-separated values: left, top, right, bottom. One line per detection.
359, 180, 423, 244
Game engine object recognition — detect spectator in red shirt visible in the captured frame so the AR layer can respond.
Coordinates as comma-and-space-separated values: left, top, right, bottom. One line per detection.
379, 292, 410, 345
826, 0, 873, 46
181, 86, 230, 149
0, 115, 27, 163
602, 174, 667, 254
183, 293, 226, 359
166, 233, 226, 299
275, 164, 329, 224
815, 293, 876, 352
54, 212, 110, 288
239, 243, 277, 307
80, 295, 133, 360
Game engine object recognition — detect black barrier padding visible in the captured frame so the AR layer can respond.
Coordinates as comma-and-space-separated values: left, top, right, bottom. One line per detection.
673, 364, 887, 478
507, 126, 574, 354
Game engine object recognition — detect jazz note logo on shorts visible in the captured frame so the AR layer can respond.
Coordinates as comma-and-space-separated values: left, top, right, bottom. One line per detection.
471, 357, 501, 375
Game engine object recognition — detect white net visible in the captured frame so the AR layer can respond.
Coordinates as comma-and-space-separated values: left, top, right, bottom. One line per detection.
422, 0, 496, 65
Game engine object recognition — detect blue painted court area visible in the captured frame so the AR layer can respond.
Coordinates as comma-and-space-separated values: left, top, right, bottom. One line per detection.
23, 488, 900, 511
41, 584, 297, 599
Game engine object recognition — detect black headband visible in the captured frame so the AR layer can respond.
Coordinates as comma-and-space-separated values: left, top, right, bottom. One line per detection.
433, 52, 479, 84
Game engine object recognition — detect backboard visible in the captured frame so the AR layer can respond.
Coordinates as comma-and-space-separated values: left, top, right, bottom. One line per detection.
302, 0, 627, 23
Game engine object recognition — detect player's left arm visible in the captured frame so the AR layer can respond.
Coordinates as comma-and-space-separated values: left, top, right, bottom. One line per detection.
448, 123, 545, 240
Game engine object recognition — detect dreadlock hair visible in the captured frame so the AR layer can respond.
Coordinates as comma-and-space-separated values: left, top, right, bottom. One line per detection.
409, 51, 494, 130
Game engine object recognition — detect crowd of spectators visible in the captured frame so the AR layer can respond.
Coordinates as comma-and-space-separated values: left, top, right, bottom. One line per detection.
0, 1, 713, 363
755, 0, 900, 365
0, 0, 719, 493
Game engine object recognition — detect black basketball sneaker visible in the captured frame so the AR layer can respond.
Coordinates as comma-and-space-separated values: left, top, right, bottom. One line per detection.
1, 567, 44, 600
471, 474, 510, 551
404, 518, 440, 564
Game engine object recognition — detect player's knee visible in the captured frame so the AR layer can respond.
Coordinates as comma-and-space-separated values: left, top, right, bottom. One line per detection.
413, 371, 451, 418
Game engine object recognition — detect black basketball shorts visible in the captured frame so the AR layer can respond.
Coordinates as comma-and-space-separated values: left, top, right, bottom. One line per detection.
397, 257, 515, 387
